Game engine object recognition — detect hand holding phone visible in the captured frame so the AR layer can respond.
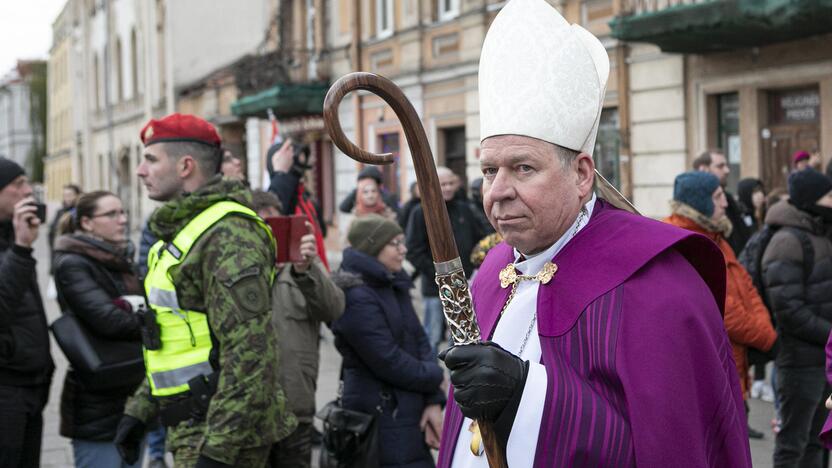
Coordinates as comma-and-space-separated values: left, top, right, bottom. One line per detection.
293, 222, 317, 274
12, 197, 41, 247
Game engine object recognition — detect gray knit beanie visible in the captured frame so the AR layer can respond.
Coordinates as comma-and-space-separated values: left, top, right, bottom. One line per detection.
348, 214, 403, 257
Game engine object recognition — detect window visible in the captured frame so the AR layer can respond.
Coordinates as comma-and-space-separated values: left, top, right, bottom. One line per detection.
442, 126, 466, 187
378, 133, 400, 195
115, 38, 123, 102
717, 93, 740, 192
375, 0, 393, 38
594, 108, 621, 190
438, 0, 460, 21
130, 28, 138, 99
93, 53, 100, 110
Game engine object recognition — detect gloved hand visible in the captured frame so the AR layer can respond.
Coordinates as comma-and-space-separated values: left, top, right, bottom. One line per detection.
439, 341, 529, 422
195, 455, 233, 468
113, 415, 146, 465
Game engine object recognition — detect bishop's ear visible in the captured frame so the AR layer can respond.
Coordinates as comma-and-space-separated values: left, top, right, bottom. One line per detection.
574, 152, 595, 198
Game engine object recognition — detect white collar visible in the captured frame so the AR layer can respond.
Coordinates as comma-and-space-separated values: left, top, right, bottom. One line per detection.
513, 193, 596, 275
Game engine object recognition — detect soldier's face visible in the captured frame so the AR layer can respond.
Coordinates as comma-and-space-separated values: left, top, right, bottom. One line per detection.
137, 144, 183, 201
480, 135, 594, 255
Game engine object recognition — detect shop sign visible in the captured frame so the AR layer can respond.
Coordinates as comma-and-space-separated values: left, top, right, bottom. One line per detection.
771, 88, 820, 124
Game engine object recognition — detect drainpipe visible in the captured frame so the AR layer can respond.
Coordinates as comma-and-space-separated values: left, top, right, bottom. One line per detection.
612, 0, 633, 200
351, 0, 363, 151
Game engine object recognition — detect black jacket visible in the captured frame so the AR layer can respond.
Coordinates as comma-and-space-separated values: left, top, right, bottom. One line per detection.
406, 199, 487, 297
0, 221, 54, 387
762, 201, 832, 368
53, 234, 143, 441
726, 192, 754, 255
332, 248, 443, 468
268, 171, 327, 237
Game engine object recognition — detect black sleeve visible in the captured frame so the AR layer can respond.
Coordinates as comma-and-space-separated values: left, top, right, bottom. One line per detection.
405, 207, 434, 275
765, 258, 832, 346
54, 255, 141, 340
0, 247, 38, 328
338, 189, 357, 214
383, 191, 400, 215
268, 171, 301, 215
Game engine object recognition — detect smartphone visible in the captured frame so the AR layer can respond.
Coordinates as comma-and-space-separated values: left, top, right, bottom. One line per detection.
27, 202, 47, 224
265, 215, 309, 263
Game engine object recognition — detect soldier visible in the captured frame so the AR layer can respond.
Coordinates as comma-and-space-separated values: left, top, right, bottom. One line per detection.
114, 113, 296, 467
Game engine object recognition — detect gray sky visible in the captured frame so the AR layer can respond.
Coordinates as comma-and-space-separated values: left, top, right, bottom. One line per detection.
0, 0, 68, 75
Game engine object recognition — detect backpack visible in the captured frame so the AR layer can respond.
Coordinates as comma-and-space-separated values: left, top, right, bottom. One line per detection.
738, 224, 814, 323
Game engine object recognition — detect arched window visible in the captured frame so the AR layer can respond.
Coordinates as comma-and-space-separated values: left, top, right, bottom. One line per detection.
93, 53, 100, 110
130, 28, 139, 98
115, 38, 124, 102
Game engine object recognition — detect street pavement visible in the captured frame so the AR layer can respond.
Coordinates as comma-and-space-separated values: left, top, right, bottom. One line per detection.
33, 227, 780, 467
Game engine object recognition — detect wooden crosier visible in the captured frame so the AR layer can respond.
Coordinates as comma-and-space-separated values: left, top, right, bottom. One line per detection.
323, 72, 509, 468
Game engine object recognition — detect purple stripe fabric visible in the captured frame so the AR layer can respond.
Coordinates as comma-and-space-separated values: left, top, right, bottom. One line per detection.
534, 286, 634, 468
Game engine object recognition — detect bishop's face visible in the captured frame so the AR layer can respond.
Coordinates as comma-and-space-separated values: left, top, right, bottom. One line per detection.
480, 135, 594, 255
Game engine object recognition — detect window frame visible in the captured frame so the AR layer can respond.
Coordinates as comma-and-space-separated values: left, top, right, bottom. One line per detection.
375, 0, 394, 38
438, 0, 460, 22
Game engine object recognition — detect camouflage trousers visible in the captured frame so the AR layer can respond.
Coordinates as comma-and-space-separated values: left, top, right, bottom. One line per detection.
172, 445, 270, 468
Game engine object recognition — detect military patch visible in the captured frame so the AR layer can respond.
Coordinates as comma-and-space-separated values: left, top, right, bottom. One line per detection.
230, 274, 268, 319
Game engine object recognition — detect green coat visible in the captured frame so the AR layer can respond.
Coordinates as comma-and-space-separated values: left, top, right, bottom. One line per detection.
124, 176, 296, 464
273, 260, 344, 423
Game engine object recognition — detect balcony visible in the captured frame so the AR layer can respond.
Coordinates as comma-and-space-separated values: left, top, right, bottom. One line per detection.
609, 0, 832, 53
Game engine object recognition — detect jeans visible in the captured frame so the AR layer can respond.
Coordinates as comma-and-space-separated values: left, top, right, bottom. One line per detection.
773, 365, 830, 468
73, 439, 144, 468
0, 384, 49, 468
146, 425, 166, 460
269, 422, 312, 468
422, 296, 444, 355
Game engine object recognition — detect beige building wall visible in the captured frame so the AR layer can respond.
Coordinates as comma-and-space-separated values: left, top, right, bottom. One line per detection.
45, 2, 76, 202
627, 44, 687, 218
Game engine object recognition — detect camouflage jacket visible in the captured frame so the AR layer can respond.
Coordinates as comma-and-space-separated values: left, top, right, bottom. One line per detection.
124, 176, 296, 463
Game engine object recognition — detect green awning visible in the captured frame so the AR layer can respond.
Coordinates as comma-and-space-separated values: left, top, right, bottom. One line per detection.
231, 82, 329, 118
610, 0, 832, 53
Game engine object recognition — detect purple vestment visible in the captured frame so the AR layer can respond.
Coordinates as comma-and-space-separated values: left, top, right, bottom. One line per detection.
437, 199, 751, 467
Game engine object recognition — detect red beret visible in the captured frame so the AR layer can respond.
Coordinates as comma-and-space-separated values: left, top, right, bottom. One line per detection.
140, 113, 221, 148
792, 150, 811, 165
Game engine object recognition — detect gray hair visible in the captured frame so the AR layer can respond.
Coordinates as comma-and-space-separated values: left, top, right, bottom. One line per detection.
554, 144, 580, 167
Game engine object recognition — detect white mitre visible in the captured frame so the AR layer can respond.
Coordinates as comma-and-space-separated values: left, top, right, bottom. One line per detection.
479, 0, 610, 156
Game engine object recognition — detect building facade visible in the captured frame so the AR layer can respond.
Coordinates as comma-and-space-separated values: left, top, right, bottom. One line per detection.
45, 0, 82, 201
325, 0, 626, 232
611, 0, 832, 216
48, 0, 273, 231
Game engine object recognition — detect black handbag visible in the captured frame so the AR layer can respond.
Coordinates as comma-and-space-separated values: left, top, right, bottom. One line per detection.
316, 377, 381, 468
50, 314, 145, 391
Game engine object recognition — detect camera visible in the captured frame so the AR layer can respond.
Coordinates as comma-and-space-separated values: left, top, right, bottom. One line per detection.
266, 139, 313, 177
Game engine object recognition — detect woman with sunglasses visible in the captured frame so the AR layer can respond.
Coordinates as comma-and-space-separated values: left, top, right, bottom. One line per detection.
332, 214, 445, 467
53, 191, 145, 467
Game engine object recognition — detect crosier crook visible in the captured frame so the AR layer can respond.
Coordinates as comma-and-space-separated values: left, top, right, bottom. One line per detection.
323, 72, 508, 468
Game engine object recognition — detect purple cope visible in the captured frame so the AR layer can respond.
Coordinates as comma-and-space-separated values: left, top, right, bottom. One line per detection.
437, 199, 752, 467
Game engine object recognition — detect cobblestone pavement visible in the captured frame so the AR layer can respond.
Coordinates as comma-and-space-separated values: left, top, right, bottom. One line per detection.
35, 228, 779, 467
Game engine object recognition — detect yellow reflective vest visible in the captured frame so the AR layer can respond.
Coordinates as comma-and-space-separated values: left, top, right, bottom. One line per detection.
143, 201, 274, 397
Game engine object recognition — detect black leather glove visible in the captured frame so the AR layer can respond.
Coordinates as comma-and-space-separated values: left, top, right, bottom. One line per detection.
439, 341, 529, 422
114, 415, 146, 465
195, 455, 233, 468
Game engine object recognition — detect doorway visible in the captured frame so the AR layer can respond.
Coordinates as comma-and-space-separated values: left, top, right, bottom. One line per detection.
761, 87, 821, 191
